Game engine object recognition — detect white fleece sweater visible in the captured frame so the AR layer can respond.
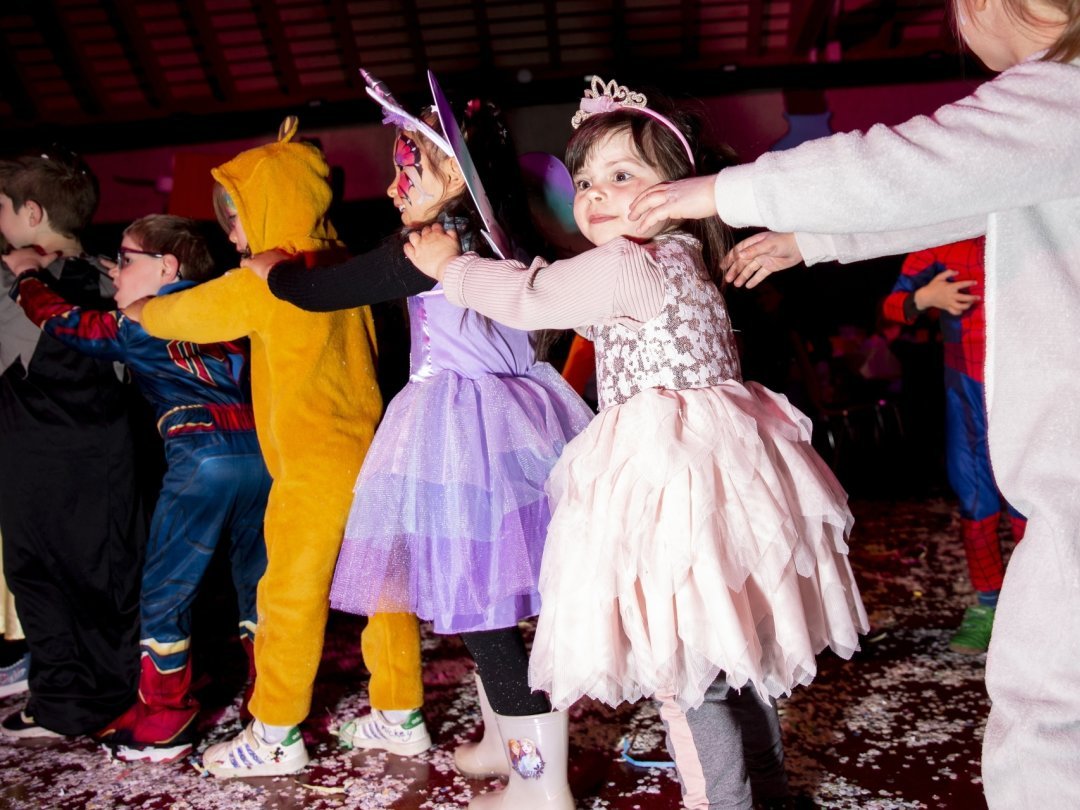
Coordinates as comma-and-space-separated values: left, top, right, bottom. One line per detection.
713, 55, 1080, 568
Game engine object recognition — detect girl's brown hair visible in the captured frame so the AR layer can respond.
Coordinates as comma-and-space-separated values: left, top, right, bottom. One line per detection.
565, 105, 736, 284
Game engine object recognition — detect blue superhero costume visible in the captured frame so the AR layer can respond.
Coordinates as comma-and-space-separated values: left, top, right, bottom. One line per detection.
14, 273, 270, 749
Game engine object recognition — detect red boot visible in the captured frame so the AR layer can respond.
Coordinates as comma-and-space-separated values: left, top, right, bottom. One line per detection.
99, 655, 199, 763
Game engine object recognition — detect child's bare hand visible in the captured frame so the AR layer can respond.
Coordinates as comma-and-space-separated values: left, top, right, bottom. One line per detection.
241, 249, 292, 281
628, 175, 719, 236
404, 223, 461, 281
913, 269, 980, 316
122, 297, 149, 323
3, 246, 58, 276
721, 232, 802, 288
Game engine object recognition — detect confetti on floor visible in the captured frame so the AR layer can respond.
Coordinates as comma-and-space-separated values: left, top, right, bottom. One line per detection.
0, 495, 997, 809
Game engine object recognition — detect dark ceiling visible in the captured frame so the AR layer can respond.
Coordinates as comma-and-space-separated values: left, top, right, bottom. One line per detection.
0, 0, 974, 153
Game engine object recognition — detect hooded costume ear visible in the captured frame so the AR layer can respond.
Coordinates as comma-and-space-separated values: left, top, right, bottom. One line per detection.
278, 115, 300, 143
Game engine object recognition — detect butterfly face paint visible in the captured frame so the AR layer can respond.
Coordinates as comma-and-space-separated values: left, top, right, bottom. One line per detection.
393, 134, 430, 205
388, 132, 448, 227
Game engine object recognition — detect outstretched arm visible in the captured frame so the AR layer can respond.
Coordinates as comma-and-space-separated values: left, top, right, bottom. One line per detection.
265, 237, 435, 311
435, 235, 666, 331
134, 268, 259, 343
632, 60, 1080, 246
14, 275, 126, 361
720, 232, 804, 288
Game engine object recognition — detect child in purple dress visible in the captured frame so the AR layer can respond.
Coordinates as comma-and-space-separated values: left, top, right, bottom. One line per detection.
246, 79, 590, 808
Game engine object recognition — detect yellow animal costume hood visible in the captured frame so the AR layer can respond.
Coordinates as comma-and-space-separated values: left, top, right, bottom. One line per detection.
212, 117, 339, 256
140, 120, 422, 727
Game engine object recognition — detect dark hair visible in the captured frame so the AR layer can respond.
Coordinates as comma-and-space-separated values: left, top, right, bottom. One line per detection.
124, 214, 215, 282
404, 102, 542, 259
565, 102, 736, 282
0, 150, 99, 239
405, 101, 562, 357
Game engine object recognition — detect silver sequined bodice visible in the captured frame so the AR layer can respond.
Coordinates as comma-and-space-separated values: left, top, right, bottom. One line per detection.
587, 233, 741, 410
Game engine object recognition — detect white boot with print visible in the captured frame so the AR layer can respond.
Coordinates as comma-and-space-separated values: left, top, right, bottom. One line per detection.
454, 673, 511, 778
470, 708, 574, 809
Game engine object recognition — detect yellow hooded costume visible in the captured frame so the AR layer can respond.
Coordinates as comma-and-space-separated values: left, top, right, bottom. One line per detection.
141, 122, 422, 726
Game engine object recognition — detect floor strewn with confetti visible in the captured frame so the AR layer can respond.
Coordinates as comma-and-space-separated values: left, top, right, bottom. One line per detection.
0, 496, 998, 809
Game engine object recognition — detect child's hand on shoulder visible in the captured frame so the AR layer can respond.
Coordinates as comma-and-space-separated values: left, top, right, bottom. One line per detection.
3, 246, 59, 276
241, 249, 292, 281
913, 269, 980, 316
404, 223, 461, 282
721, 232, 802, 288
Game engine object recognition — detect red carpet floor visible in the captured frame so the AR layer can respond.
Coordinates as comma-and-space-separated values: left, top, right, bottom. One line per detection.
0, 496, 998, 809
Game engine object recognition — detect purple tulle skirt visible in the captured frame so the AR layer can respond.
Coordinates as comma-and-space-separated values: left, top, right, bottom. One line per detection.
330, 363, 593, 634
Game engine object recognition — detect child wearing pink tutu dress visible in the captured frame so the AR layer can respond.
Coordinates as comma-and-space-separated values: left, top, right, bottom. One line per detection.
407, 77, 870, 810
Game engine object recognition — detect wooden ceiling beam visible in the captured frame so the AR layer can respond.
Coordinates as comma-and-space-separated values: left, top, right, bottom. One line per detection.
328, 0, 360, 88
789, 0, 833, 53
258, 1, 304, 97
543, 0, 562, 69
681, 0, 700, 62
28, 3, 104, 116
471, 0, 494, 73
0, 22, 38, 121
104, 0, 170, 109
183, 0, 237, 104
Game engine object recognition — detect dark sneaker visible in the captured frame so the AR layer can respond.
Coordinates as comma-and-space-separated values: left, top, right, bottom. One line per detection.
0, 708, 63, 740
949, 605, 995, 654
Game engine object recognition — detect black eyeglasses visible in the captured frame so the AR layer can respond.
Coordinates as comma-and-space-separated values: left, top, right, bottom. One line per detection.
116, 247, 164, 269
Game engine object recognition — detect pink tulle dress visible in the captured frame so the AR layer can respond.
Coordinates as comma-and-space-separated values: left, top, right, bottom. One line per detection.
527, 232, 869, 712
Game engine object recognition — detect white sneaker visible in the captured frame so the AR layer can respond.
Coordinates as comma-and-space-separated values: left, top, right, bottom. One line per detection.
202, 722, 309, 777
335, 708, 432, 756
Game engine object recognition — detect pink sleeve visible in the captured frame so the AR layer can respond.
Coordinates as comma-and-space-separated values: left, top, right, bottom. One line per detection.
441, 238, 665, 331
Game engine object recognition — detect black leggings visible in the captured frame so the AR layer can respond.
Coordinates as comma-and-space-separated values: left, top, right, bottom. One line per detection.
460, 627, 551, 716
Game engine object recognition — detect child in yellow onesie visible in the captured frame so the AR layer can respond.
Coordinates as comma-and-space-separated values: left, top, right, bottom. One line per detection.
125, 119, 424, 777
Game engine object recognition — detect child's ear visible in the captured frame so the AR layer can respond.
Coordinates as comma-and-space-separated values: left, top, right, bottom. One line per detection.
23, 200, 43, 228
442, 158, 467, 196
162, 254, 181, 282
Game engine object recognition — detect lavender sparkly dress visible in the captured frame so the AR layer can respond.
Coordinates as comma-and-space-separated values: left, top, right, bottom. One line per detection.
330, 286, 594, 634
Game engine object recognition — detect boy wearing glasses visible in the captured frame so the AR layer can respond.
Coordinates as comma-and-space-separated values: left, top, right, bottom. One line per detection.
0, 154, 143, 740
8, 214, 272, 763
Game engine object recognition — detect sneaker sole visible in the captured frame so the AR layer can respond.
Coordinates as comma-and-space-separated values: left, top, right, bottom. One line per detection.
346, 733, 433, 757
0, 728, 63, 740
204, 752, 311, 778
107, 742, 193, 764
0, 681, 29, 699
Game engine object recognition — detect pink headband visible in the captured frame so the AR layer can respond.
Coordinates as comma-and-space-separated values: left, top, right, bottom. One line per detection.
571, 76, 696, 171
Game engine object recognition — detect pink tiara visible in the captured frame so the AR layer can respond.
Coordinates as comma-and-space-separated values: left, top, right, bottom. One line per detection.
571, 76, 696, 171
